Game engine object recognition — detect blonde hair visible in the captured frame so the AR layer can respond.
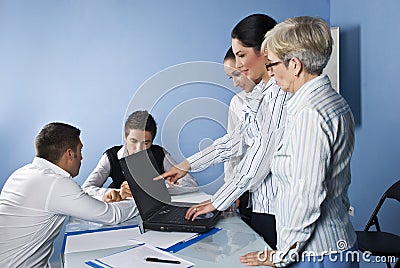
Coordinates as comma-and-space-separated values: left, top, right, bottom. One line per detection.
262, 16, 332, 75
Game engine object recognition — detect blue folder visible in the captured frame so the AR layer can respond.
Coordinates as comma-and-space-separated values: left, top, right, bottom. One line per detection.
61, 224, 140, 254
163, 227, 221, 253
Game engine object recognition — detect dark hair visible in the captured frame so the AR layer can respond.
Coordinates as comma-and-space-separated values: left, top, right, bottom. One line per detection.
224, 46, 235, 62
35, 122, 81, 164
124, 110, 157, 141
231, 14, 277, 52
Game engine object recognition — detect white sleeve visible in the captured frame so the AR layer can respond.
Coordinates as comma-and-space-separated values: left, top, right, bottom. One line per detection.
211, 121, 274, 210
81, 153, 114, 197
163, 154, 199, 195
211, 90, 288, 211
47, 177, 138, 225
227, 94, 243, 134
187, 89, 264, 172
224, 94, 244, 183
187, 125, 247, 172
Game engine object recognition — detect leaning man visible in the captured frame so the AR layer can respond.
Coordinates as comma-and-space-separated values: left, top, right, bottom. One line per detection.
0, 122, 138, 267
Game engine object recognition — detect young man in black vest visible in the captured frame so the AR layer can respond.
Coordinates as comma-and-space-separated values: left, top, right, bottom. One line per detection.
82, 110, 198, 202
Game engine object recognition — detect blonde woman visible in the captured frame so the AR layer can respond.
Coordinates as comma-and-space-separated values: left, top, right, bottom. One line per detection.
240, 16, 358, 267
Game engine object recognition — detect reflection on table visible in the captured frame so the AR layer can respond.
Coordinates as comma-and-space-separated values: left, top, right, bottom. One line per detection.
63, 211, 269, 267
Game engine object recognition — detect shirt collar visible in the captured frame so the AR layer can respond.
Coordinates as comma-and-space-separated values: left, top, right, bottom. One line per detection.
255, 77, 276, 95
118, 145, 128, 159
286, 74, 330, 115
32, 157, 71, 178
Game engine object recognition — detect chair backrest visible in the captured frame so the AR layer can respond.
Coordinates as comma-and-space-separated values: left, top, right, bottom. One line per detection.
364, 179, 400, 231
385, 180, 400, 202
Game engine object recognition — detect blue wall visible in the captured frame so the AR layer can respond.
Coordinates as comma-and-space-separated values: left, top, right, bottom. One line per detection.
331, 0, 400, 236
331, 1, 400, 266
0, 0, 329, 192
5, 0, 399, 267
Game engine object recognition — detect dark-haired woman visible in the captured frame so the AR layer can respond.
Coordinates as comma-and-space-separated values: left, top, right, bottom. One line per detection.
160, 14, 292, 250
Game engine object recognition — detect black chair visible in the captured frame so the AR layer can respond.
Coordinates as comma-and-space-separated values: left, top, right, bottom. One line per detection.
356, 179, 400, 268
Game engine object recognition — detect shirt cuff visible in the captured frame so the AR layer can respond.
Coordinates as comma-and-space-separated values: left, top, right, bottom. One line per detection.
210, 189, 234, 211
210, 197, 224, 211
272, 244, 300, 267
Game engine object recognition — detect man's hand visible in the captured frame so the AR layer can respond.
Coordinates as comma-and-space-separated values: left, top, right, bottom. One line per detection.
240, 250, 276, 266
154, 160, 191, 186
102, 190, 122, 203
120, 181, 132, 199
185, 200, 216, 221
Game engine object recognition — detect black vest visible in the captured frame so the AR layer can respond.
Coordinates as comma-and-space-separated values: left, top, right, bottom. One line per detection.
105, 144, 166, 189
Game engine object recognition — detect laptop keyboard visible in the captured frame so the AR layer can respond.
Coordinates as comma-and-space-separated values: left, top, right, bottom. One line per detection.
162, 207, 188, 223
153, 206, 192, 224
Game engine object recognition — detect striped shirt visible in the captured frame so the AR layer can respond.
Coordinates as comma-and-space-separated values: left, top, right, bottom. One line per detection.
271, 75, 357, 266
187, 78, 290, 213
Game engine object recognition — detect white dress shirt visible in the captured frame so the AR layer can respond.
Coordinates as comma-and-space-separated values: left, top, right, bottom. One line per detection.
0, 157, 138, 268
271, 75, 357, 266
187, 78, 290, 213
82, 145, 199, 197
223, 91, 246, 183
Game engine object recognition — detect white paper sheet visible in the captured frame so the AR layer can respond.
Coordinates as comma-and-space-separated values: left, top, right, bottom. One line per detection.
64, 225, 141, 254
131, 230, 198, 250
85, 244, 194, 268
171, 191, 212, 204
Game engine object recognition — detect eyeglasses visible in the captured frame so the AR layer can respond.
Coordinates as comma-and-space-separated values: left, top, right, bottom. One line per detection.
265, 61, 282, 71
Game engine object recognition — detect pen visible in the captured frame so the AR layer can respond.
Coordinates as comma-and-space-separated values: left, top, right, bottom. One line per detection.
180, 234, 200, 244
145, 257, 181, 264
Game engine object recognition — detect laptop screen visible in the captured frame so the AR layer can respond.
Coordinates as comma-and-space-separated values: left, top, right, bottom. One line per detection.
120, 149, 171, 220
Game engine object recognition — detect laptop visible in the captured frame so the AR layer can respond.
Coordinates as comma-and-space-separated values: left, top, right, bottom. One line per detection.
119, 149, 221, 233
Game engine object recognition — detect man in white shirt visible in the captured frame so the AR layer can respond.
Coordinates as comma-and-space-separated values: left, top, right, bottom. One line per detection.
82, 110, 198, 201
0, 122, 138, 267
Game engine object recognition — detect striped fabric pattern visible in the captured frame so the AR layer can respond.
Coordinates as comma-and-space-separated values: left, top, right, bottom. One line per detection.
272, 75, 357, 267
188, 78, 290, 212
